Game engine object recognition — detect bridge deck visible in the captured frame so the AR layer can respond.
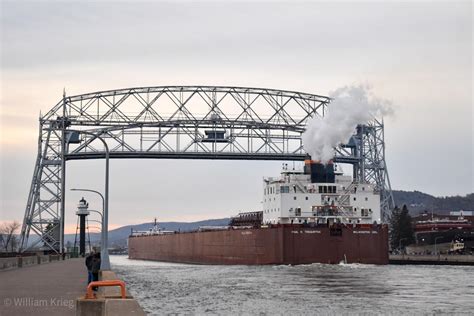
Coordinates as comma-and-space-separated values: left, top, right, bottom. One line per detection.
0, 258, 87, 315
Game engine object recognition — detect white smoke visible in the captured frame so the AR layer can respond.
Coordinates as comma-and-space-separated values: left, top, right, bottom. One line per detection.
302, 84, 393, 163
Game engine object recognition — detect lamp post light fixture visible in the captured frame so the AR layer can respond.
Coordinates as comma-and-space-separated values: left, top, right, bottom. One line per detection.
434, 236, 443, 255
68, 130, 110, 271
87, 209, 104, 221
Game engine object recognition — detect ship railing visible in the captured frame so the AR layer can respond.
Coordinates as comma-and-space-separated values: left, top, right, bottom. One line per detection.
229, 225, 255, 230
198, 226, 230, 232
337, 182, 359, 206
293, 179, 307, 193
130, 230, 175, 237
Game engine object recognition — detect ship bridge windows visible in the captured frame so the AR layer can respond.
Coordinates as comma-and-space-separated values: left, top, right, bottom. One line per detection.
266, 186, 279, 195
319, 185, 337, 194
268, 186, 280, 194
281, 186, 289, 193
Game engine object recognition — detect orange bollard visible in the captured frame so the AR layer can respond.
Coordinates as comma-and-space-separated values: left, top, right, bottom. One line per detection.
85, 280, 126, 299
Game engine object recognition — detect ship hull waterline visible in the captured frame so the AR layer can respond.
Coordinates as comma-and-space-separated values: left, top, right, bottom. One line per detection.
128, 225, 389, 265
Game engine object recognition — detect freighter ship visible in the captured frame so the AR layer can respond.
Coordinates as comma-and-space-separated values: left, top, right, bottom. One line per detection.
128, 160, 389, 265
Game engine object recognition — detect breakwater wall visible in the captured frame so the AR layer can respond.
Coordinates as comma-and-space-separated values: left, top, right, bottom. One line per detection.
389, 254, 474, 266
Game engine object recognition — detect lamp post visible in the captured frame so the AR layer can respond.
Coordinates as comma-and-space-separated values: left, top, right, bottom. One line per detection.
68, 130, 110, 270
88, 219, 102, 225
434, 236, 443, 255
87, 209, 104, 221
71, 189, 104, 215
87, 219, 102, 250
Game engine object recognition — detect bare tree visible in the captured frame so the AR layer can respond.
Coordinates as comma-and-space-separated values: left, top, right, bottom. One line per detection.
0, 221, 21, 252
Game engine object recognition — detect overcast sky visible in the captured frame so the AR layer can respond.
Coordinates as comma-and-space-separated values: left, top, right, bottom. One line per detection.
1, 1, 472, 231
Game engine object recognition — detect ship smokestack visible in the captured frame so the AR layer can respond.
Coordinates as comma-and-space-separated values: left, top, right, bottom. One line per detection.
304, 158, 335, 183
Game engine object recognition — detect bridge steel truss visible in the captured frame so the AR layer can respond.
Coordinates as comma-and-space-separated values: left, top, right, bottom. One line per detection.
19, 86, 394, 252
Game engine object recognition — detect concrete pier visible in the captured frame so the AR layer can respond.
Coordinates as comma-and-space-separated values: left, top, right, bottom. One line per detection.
0, 258, 87, 315
389, 254, 474, 266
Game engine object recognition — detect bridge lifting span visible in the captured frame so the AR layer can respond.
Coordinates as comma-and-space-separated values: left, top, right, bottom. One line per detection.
19, 86, 394, 253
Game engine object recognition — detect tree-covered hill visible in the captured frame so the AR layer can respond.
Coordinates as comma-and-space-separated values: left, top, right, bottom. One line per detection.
392, 190, 473, 215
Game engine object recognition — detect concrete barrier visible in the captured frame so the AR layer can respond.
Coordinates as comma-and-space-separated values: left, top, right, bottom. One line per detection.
39, 255, 50, 264
76, 298, 145, 316
0, 257, 19, 270
21, 255, 38, 267
0, 254, 72, 271
76, 271, 146, 315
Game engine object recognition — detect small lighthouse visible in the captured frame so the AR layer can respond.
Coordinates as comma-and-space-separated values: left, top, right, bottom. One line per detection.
76, 198, 90, 256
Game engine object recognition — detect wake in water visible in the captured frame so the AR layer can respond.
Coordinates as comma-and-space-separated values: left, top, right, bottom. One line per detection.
111, 255, 474, 315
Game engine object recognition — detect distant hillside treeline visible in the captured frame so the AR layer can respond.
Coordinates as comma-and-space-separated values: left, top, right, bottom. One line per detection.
392, 190, 473, 214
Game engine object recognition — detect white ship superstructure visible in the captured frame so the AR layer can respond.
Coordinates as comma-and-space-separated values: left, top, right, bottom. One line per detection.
262, 160, 381, 225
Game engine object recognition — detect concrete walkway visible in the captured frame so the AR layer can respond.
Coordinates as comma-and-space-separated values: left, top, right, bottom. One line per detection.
0, 258, 88, 316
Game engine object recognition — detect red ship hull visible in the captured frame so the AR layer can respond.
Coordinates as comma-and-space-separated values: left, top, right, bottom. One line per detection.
128, 225, 389, 265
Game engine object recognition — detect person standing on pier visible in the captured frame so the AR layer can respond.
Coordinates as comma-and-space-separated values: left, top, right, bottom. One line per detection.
85, 252, 94, 284
91, 252, 101, 290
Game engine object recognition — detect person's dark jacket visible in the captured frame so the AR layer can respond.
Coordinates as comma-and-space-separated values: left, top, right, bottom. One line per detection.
85, 254, 94, 271
91, 255, 101, 273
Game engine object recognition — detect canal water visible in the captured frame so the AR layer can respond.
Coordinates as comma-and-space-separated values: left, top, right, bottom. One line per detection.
111, 255, 473, 315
